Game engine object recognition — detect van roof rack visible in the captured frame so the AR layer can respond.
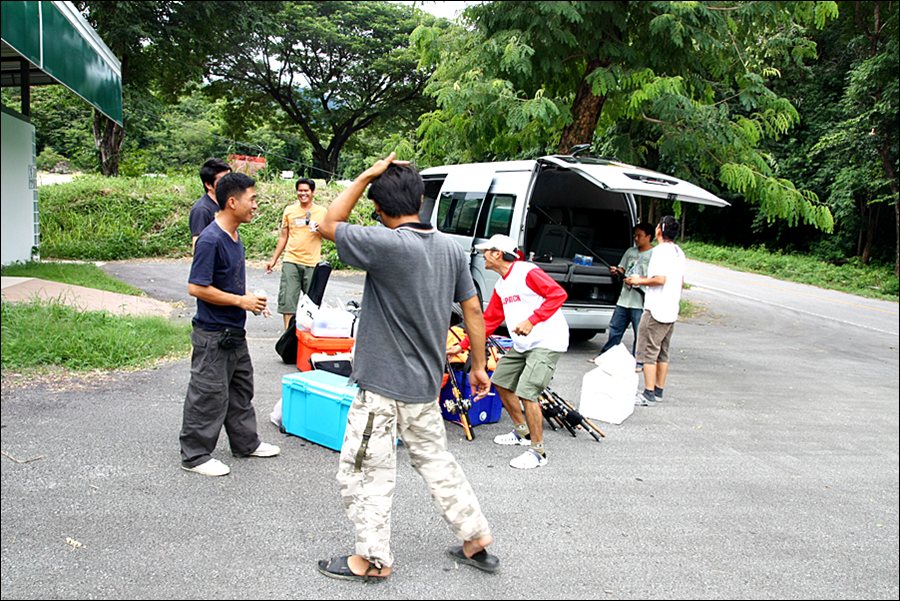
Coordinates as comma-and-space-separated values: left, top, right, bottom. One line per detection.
570, 143, 592, 156
553, 154, 623, 165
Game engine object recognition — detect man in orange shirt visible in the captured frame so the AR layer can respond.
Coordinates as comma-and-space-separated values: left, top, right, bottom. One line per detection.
266, 178, 328, 329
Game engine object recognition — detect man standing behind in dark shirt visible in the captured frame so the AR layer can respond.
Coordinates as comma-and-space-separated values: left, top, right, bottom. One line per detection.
189, 158, 231, 252
180, 172, 280, 477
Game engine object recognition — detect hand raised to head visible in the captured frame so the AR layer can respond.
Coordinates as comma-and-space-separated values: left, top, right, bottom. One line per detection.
361, 152, 410, 181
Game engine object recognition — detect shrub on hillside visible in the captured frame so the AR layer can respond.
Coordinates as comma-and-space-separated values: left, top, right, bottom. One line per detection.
36, 175, 373, 266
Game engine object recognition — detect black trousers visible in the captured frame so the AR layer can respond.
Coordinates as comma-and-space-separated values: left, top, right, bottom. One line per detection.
180, 327, 260, 467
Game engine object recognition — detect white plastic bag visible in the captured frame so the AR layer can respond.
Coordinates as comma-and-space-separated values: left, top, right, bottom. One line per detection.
593, 342, 636, 374
295, 294, 318, 332
580, 344, 638, 424
269, 398, 282, 429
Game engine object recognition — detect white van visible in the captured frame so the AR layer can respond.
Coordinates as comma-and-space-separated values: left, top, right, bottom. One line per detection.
418, 155, 729, 342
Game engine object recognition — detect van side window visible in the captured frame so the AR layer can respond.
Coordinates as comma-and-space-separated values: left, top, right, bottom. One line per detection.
436, 192, 484, 236
420, 178, 445, 225
477, 193, 515, 237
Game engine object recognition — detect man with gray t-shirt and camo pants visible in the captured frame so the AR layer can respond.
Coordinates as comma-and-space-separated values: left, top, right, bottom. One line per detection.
315, 154, 499, 582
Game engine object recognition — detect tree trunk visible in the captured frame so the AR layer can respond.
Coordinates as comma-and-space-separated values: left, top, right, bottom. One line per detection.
860, 204, 876, 265
311, 147, 339, 181
648, 199, 659, 227
558, 58, 608, 153
92, 110, 124, 176
877, 144, 899, 278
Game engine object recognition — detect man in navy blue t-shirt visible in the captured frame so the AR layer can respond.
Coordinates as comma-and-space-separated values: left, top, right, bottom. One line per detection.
179, 172, 281, 477
189, 158, 231, 253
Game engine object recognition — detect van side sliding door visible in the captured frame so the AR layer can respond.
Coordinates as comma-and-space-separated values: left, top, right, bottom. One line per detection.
468, 170, 532, 303
433, 166, 532, 305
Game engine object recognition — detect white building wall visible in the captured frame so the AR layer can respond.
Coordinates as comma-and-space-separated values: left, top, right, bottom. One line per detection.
1, 110, 38, 266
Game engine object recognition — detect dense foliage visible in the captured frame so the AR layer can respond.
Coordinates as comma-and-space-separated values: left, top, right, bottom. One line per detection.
206, 1, 432, 178
1, 1, 896, 275
414, 1, 838, 233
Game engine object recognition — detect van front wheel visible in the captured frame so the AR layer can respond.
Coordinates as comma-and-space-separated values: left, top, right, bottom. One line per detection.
569, 329, 598, 344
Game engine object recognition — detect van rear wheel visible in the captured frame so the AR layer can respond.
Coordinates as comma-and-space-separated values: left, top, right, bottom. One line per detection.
569, 329, 598, 344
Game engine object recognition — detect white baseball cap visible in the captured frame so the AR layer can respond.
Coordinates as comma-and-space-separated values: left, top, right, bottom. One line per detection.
474, 234, 518, 255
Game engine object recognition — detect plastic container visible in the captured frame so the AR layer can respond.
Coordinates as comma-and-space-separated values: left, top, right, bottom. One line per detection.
281, 370, 358, 451
296, 330, 354, 372
309, 352, 352, 377
310, 308, 355, 338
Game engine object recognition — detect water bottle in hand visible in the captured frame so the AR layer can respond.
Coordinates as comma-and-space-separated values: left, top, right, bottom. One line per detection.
252, 289, 271, 317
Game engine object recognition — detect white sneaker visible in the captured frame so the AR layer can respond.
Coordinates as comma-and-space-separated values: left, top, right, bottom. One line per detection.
248, 442, 280, 457
509, 449, 547, 470
182, 458, 230, 477
634, 391, 657, 407
493, 430, 531, 446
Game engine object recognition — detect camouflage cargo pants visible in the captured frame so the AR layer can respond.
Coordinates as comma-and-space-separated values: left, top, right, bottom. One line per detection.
337, 389, 492, 568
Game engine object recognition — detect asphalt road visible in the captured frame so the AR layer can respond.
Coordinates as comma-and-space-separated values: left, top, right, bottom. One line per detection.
1, 259, 897, 600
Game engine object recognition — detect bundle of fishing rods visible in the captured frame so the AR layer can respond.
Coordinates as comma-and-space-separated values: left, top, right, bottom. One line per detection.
441, 327, 604, 443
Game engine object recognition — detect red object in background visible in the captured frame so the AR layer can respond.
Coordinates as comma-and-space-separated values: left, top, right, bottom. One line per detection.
228, 154, 267, 176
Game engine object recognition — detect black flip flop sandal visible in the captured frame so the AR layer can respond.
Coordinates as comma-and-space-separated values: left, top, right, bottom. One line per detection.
447, 545, 500, 573
317, 556, 388, 582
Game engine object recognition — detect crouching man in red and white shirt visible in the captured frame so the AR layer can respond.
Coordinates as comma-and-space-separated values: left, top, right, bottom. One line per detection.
449, 234, 568, 469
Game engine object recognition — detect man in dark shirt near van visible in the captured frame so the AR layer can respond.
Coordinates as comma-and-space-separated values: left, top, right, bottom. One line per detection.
189, 158, 231, 252
180, 172, 280, 477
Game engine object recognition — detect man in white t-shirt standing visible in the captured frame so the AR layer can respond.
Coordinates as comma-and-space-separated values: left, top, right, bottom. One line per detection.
625, 216, 685, 406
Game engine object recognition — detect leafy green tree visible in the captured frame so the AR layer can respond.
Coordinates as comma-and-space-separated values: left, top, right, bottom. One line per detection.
207, 1, 432, 179
75, 1, 241, 175
764, 1, 898, 272
414, 1, 838, 231
805, 1, 898, 275
2, 86, 95, 170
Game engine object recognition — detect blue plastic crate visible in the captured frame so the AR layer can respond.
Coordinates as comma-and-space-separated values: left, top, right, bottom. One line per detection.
439, 369, 503, 427
282, 370, 358, 451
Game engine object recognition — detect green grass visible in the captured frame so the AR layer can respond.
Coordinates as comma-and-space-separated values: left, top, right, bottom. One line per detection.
1, 300, 190, 371
37, 174, 372, 266
1, 262, 145, 296
679, 283, 701, 319
681, 241, 898, 301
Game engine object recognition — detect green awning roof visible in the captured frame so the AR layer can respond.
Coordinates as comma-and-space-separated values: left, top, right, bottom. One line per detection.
1, 1, 122, 125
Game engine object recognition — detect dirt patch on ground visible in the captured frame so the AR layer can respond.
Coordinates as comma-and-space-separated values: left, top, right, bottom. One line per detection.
1, 367, 119, 393
0, 355, 184, 393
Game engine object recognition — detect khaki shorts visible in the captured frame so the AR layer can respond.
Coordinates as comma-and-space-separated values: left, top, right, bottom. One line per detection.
491, 347, 561, 402
635, 310, 675, 365
277, 262, 315, 314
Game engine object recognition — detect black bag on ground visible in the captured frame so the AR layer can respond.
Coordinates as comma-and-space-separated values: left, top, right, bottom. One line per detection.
275, 315, 298, 364
274, 261, 331, 364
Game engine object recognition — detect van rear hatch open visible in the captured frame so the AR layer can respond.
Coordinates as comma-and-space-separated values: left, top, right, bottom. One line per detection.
539, 156, 730, 207
524, 157, 728, 337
